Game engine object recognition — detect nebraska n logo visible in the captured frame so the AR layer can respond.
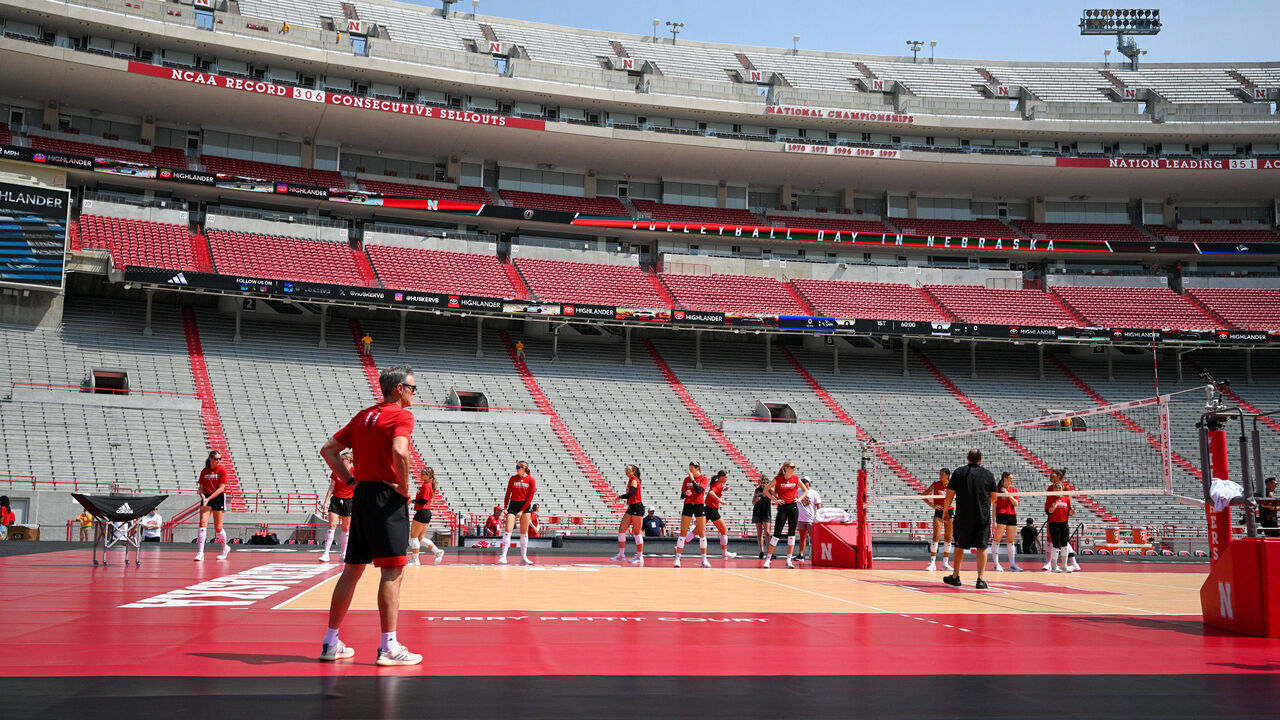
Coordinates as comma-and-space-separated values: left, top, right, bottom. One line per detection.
1218, 581, 1234, 620
821, 543, 833, 561
168, 272, 188, 285
116, 502, 133, 514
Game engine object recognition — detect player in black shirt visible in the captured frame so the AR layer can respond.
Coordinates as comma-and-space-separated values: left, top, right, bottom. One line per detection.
941, 449, 999, 589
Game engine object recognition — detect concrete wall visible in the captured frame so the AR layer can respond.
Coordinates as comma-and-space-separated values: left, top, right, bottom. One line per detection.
81, 199, 188, 225
1046, 274, 1167, 288
363, 231, 495, 255
510, 244, 639, 266
661, 252, 1021, 286
206, 213, 347, 243
1182, 276, 1280, 289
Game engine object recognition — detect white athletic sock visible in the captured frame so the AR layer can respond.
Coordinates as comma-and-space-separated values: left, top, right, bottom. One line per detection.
338, 531, 349, 559
323, 528, 335, 553
409, 537, 420, 554
216, 530, 227, 549
500, 531, 512, 557
992, 542, 1002, 564
618, 533, 628, 550
424, 539, 438, 552
197, 527, 207, 546
635, 537, 644, 554
1007, 543, 1018, 566
380, 632, 396, 652
1056, 547, 1067, 568
698, 537, 708, 556
787, 537, 796, 556
519, 535, 529, 558
323, 627, 339, 646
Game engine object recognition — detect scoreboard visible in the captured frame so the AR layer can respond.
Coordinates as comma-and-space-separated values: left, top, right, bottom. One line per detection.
0, 180, 70, 291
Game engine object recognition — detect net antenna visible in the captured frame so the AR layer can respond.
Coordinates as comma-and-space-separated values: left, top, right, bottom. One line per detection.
1079, 8, 1161, 70
865, 394, 1177, 510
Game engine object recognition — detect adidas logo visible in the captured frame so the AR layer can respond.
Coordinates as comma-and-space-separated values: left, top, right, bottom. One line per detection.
116, 502, 133, 514
168, 272, 188, 285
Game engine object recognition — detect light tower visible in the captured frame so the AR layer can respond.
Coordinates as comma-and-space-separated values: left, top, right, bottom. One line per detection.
1080, 8, 1161, 70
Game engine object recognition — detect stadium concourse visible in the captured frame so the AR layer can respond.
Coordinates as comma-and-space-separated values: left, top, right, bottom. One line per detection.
3, 0, 1280, 714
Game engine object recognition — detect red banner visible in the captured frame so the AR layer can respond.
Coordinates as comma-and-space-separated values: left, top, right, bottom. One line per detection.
127, 62, 545, 131
1056, 157, 1278, 171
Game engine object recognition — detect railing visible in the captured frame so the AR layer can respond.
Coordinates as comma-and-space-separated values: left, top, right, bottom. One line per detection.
720, 415, 848, 424
416, 403, 543, 414
10, 382, 199, 397
0, 474, 114, 492
240, 492, 324, 514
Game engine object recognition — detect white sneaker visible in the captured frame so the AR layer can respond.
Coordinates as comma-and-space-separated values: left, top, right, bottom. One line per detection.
409, 554, 420, 566
497, 556, 508, 565
762, 557, 771, 568
1043, 563, 1053, 572
673, 556, 681, 568
433, 548, 445, 565
217, 549, 230, 560
786, 557, 796, 569
1010, 565, 1025, 572
318, 639, 354, 661
629, 555, 644, 564
375, 643, 423, 667
993, 564, 1004, 572
700, 557, 711, 568
193, 552, 204, 562
943, 561, 954, 571
1069, 563, 1082, 572
520, 556, 534, 566
611, 551, 626, 561
723, 550, 737, 559
319, 553, 331, 563
1052, 566, 1063, 573
1065, 566, 1076, 573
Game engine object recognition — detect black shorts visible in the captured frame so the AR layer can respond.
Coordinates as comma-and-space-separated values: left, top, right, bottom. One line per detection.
681, 503, 705, 518
328, 496, 353, 518
506, 500, 531, 516
996, 513, 1018, 527
345, 481, 410, 567
705, 507, 722, 523
142, 536, 160, 543
952, 519, 991, 550
413, 508, 433, 525
625, 502, 646, 517
203, 494, 225, 512
933, 508, 954, 520
773, 502, 799, 538
1048, 521, 1071, 548
752, 503, 771, 524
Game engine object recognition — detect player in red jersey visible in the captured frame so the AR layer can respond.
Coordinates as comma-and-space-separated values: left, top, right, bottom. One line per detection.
195, 450, 230, 561
318, 364, 422, 667
409, 467, 445, 566
319, 449, 355, 563
612, 464, 646, 563
762, 461, 807, 568
991, 471, 1024, 572
1044, 470, 1076, 573
498, 460, 537, 565
673, 461, 710, 568
702, 470, 738, 559
923, 468, 954, 572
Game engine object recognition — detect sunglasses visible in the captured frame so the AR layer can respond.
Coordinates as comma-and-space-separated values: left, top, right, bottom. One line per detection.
401, 383, 418, 394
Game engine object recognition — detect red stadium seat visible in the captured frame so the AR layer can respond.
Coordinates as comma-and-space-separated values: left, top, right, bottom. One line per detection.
633, 199, 760, 226
791, 279, 948, 321
367, 245, 516, 297
77, 214, 205, 271
359, 180, 492, 203
925, 284, 1083, 326
516, 258, 666, 307
206, 230, 372, 286
29, 133, 187, 168
660, 273, 807, 315
1052, 285, 1224, 329
1186, 288, 1280, 330
500, 190, 629, 216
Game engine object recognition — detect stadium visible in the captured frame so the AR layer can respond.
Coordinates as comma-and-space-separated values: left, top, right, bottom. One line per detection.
1, 0, 1279, 715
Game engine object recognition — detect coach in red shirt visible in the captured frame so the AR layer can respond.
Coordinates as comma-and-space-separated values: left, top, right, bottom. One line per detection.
317, 364, 422, 667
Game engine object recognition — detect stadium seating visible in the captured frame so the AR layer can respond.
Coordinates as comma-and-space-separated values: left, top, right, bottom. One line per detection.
661, 273, 808, 315
358, 180, 491, 203
514, 258, 667, 308
201, 155, 342, 187
1014, 221, 1151, 243
766, 216, 894, 234
29, 134, 187, 168
366, 244, 516, 297
924, 285, 1083, 326
1144, 225, 1280, 244
889, 217, 1021, 239
498, 191, 629, 216
791, 279, 949, 321
1051, 285, 1224, 329
1186, 288, 1280, 330
77, 215, 204, 271
206, 230, 372, 286
633, 200, 761, 226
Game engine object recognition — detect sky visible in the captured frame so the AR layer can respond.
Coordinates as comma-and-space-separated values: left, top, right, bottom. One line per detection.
419, 0, 1280, 63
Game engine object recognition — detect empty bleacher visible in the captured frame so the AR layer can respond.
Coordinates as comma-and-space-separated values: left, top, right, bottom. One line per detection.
231, 0, 339, 29
515, 258, 665, 307
925, 285, 1081, 326
488, 20, 617, 70
746, 52, 861, 93
1110, 68, 1243, 104
206, 230, 371, 286
348, 2, 483, 51
633, 199, 760, 225
29, 134, 186, 168
889, 217, 1021, 239
1015, 221, 1151, 244
622, 40, 742, 84
791, 279, 948, 321
766, 215, 893, 234
661, 273, 807, 315
1186, 288, 1280, 330
366, 244, 515, 297
862, 61, 987, 98
77, 215, 203, 271
359, 180, 491, 203
986, 66, 1112, 103
1145, 225, 1280, 244
498, 191, 628, 216
1052, 286, 1224, 329
202, 155, 342, 187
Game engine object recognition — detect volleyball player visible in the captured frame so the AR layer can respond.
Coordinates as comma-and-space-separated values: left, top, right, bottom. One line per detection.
762, 461, 806, 568
498, 460, 537, 565
673, 461, 710, 568
1043, 469, 1083, 572
923, 468, 954, 571
612, 464, 646, 563
195, 450, 230, 561
319, 449, 355, 563
1045, 471, 1076, 572
991, 471, 1024, 571
409, 467, 445, 565
752, 477, 772, 559
697, 470, 737, 559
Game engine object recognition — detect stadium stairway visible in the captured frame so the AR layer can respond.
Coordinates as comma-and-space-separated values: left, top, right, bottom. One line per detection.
918, 287, 959, 322
1050, 293, 1090, 326
353, 250, 381, 288
190, 232, 215, 273
645, 272, 677, 309
497, 330, 624, 513
1184, 293, 1233, 330
643, 340, 761, 482
1181, 357, 1280, 437
777, 347, 924, 493
347, 319, 458, 528
181, 307, 247, 512
782, 283, 817, 316
502, 263, 532, 300
1046, 354, 1204, 485
914, 350, 1120, 523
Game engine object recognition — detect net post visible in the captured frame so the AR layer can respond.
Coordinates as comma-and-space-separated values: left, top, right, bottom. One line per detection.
1158, 395, 1173, 495
856, 450, 872, 569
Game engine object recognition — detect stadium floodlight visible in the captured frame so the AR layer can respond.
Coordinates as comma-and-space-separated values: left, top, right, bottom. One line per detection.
471, 0, 479, 17
441, 0, 456, 19
906, 40, 924, 63
1079, 8, 1161, 70
792, 34, 800, 55
666, 21, 684, 45
929, 40, 936, 64
652, 18, 660, 43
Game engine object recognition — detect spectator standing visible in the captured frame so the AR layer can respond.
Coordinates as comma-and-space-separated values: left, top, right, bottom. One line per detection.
752, 478, 771, 559
76, 509, 94, 542
1256, 477, 1277, 538
139, 508, 163, 542
0, 496, 14, 540
516, 340, 526, 360
642, 509, 665, 537
361, 334, 373, 356
1020, 518, 1039, 555
795, 476, 822, 562
941, 449, 999, 589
